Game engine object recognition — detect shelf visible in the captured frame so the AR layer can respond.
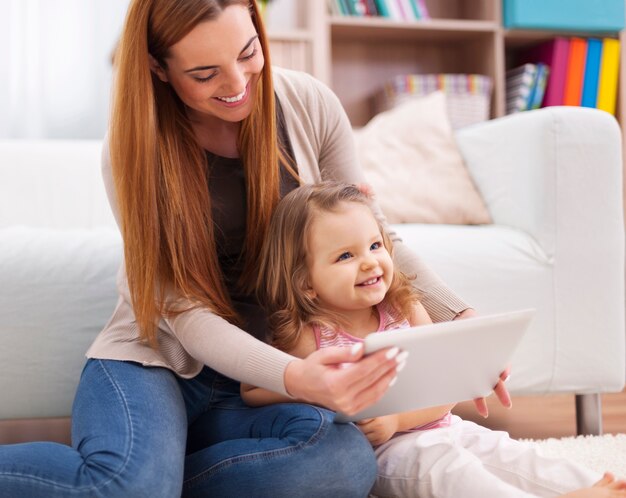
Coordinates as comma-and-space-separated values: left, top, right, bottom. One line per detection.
267, 29, 313, 42
330, 16, 499, 42
503, 28, 621, 49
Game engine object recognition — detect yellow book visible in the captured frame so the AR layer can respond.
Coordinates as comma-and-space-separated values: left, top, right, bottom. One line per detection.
597, 38, 621, 115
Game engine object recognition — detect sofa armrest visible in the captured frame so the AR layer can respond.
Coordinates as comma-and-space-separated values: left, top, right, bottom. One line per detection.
455, 107, 622, 256
455, 107, 625, 392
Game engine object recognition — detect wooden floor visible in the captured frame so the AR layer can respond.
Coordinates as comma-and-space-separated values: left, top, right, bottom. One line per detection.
1, 388, 625, 445
453, 387, 626, 440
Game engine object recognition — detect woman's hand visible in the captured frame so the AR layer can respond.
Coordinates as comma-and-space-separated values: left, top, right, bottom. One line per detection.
283, 343, 402, 416
357, 415, 399, 446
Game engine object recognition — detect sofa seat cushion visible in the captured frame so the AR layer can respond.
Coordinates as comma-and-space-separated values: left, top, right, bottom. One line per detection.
0, 227, 121, 419
394, 223, 556, 393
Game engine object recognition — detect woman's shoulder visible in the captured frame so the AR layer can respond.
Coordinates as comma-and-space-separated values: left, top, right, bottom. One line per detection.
273, 66, 322, 93
272, 67, 339, 110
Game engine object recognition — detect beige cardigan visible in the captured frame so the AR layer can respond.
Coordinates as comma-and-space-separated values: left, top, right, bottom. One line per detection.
87, 68, 469, 395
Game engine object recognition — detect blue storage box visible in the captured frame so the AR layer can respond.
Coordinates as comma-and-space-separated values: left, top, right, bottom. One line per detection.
503, 0, 625, 32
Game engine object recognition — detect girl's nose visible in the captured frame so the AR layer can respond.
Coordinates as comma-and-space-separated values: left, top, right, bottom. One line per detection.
360, 255, 377, 271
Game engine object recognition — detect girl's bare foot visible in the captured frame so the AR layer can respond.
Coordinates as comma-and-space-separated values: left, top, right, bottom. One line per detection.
561, 473, 626, 497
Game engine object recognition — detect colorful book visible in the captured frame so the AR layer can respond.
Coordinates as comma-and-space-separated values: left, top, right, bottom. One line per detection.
597, 38, 621, 115
563, 38, 588, 106
385, 0, 403, 20
529, 63, 550, 109
365, 0, 379, 15
416, 0, 430, 19
374, 0, 390, 17
581, 38, 603, 108
407, 0, 421, 19
398, 0, 417, 20
506, 63, 538, 113
520, 37, 570, 107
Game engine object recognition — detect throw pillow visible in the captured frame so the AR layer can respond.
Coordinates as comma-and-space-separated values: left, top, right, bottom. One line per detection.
354, 91, 492, 225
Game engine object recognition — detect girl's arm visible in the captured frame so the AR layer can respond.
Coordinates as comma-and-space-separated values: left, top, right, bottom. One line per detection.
240, 325, 318, 406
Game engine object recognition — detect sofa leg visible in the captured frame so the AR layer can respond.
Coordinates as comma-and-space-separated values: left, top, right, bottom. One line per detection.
575, 394, 603, 436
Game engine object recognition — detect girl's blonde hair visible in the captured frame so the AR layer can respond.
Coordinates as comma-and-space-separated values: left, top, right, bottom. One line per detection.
110, 0, 294, 347
257, 182, 420, 352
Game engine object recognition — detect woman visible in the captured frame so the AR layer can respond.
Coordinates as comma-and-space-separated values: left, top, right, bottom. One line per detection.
0, 1, 473, 496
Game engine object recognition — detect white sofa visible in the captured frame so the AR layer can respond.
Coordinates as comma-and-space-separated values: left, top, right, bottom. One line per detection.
0, 107, 624, 440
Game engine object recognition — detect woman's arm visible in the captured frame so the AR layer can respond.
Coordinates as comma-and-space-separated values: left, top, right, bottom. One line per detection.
240, 327, 318, 406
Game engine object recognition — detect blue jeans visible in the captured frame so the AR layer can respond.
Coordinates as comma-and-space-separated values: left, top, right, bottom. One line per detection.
0, 359, 377, 497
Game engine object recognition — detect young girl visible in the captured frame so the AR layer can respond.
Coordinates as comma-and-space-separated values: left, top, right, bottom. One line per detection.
241, 182, 626, 498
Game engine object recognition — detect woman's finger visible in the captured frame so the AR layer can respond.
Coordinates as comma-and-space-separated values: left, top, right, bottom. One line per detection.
339, 347, 401, 392
345, 366, 398, 415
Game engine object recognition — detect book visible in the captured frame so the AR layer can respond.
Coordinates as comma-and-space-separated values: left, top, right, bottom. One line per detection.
597, 38, 621, 115
529, 63, 550, 109
385, 0, 404, 20
581, 38, 603, 108
520, 37, 570, 107
563, 37, 588, 106
506, 64, 538, 113
374, 0, 390, 17
416, 0, 430, 19
397, 0, 417, 20
407, 0, 421, 19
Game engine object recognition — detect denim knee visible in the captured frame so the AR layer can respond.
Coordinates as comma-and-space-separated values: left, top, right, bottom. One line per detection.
284, 406, 377, 496
323, 420, 378, 496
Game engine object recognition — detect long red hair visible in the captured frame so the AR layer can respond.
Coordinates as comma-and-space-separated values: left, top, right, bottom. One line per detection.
110, 0, 287, 346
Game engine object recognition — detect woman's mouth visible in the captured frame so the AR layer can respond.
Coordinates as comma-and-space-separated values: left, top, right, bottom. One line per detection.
214, 83, 249, 107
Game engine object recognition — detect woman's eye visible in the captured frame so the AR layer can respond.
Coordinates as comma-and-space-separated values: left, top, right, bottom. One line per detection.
337, 252, 352, 262
370, 241, 382, 250
195, 73, 217, 83
240, 47, 257, 61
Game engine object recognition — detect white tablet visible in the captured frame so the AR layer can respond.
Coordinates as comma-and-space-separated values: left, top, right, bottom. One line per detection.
335, 309, 535, 423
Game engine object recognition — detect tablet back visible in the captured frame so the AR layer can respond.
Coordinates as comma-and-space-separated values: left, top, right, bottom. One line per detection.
335, 309, 534, 423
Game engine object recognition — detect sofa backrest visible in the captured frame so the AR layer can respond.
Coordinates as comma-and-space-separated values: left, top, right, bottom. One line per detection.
0, 140, 116, 229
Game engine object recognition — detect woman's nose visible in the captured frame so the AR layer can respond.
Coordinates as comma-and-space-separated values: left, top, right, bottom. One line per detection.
222, 66, 247, 95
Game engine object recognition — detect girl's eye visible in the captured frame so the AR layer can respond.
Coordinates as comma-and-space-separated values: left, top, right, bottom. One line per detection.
337, 252, 352, 262
370, 241, 382, 250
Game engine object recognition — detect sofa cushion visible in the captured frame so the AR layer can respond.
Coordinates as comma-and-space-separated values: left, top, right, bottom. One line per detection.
354, 91, 492, 225
0, 227, 121, 419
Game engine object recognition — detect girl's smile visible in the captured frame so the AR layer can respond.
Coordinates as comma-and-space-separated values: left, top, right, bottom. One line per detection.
305, 201, 394, 324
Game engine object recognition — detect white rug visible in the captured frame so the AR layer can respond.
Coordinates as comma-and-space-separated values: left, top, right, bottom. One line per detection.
523, 434, 626, 480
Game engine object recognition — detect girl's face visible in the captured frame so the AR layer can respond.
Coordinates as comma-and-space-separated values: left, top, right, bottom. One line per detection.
305, 202, 394, 315
151, 5, 264, 124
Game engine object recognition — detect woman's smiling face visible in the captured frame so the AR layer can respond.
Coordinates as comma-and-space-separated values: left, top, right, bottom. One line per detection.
151, 4, 264, 123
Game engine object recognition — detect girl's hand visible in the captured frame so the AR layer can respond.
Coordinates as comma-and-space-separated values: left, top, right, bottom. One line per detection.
357, 415, 399, 446
283, 344, 401, 416
473, 368, 512, 417
453, 309, 512, 417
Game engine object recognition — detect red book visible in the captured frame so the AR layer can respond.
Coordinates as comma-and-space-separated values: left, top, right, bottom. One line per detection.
520, 37, 570, 107
563, 38, 588, 106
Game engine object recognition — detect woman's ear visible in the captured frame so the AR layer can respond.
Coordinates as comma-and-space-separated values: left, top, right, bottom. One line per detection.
149, 55, 169, 83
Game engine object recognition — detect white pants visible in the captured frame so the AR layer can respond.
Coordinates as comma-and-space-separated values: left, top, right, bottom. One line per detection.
372, 415, 601, 498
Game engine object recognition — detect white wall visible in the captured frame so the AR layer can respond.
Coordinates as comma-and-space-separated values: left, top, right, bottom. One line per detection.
0, 0, 130, 139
